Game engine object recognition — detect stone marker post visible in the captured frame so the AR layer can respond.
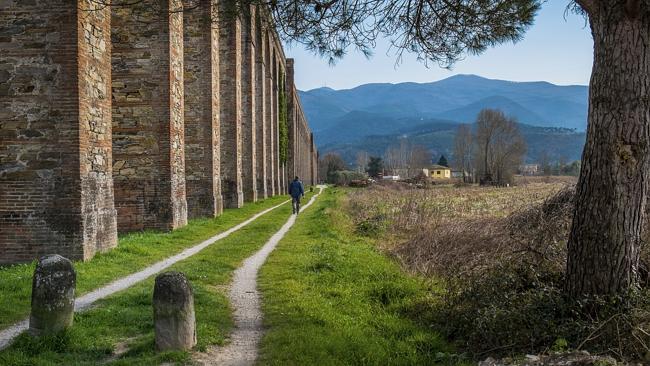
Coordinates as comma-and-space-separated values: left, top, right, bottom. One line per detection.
29, 254, 76, 336
153, 272, 196, 351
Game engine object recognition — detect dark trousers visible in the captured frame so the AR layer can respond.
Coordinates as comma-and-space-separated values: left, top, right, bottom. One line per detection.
292, 196, 301, 214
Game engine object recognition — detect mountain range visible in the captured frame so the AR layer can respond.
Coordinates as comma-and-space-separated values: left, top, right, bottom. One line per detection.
298, 74, 588, 164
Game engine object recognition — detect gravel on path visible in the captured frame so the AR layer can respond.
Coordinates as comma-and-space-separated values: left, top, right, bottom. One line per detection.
0, 200, 290, 351
195, 186, 325, 366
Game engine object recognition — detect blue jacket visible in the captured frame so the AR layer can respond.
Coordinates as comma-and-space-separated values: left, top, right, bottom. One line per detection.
289, 180, 304, 198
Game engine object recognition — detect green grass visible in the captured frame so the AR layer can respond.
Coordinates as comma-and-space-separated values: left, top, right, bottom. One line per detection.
0, 195, 289, 330
0, 193, 311, 365
257, 189, 462, 365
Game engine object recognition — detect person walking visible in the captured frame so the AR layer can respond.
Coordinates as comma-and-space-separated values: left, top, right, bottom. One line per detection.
289, 176, 305, 214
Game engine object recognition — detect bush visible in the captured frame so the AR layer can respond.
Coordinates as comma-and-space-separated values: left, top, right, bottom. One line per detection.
327, 170, 367, 186
346, 183, 650, 362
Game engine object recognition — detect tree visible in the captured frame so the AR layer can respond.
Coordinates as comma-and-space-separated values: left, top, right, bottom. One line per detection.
475, 109, 526, 186
355, 151, 370, 173
410, 145, 431, 176
437, 155, 448, 167
453, 124, 473, 183
366, 156, 384, 178
319, 153, 347, 183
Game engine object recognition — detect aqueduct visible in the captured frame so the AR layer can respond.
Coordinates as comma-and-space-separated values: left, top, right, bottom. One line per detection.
0, 0, 318, 264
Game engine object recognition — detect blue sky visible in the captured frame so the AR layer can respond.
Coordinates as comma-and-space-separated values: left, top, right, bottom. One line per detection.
284, 2, 594, 91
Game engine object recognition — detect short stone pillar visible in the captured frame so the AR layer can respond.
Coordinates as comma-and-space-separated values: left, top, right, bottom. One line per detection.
153, 272, 196, 351
29, 254, 76, 336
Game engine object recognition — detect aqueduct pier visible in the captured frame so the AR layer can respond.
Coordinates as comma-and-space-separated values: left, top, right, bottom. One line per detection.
0, 0, 318, 264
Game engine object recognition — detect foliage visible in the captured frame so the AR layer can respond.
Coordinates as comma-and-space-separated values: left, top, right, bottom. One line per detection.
278, 70, 289, 165
267, 0, 541, 67
366, 156, 384, 178
437, 155, 448, 167
329, 170, 366, 186
319, 153, 348, 183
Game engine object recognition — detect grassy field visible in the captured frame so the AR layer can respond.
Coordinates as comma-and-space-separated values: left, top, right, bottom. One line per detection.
0, 194, 308, 365
0, 195, 289, 330
257, 189, 464, 365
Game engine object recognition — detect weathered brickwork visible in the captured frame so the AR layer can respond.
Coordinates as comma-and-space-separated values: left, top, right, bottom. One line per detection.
0, 3, 316, 264
265, 36, 276, 196
240, 7, 257, 203
0, 0, 117, 263
111, 0, 187, 232
183, 0, 223, 219
219, 4, 244, 208
254, 11, 267, 199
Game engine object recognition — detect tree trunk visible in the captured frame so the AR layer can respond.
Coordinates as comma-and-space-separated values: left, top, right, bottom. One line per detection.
566, 4, 650, 299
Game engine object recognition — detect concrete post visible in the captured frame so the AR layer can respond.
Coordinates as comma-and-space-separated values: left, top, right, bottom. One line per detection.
153, 272, 196, 351
183, 0, 223, 219
0, 1, 117, 263
112, 0, 188, 232
29, 255, 76, 336
219, 2, 244, 208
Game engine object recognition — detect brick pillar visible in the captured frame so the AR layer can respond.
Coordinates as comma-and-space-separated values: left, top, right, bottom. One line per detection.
285, 59, 296, 184
254, 11, 268, 199
310, 133, 316, 186
112, 0, 187, 232
241, 7, 257, 202
0, 1, 117, 264
271, 55, 280, 194
274, 59, 283, 194
219, 3, 244, 208
266, 42, 276, 196
183, 0, 223, 219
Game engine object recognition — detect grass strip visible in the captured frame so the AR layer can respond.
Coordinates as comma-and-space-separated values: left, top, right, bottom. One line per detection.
0, 195, 289, 329
0, 193, 311, 365
258, 189, 460, 365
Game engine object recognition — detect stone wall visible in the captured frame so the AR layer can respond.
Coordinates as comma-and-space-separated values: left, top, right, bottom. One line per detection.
183, 0, 223, 219
111, 0, 187, 232
0, 0, 117, 264
240, 6, 257, 202
0, 2, 317, 264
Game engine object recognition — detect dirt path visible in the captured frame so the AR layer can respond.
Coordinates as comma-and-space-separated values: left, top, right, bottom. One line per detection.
0, 200, 289, 351
195, 186, 325, 366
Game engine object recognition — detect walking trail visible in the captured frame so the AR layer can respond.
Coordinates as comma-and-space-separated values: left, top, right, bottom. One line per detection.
0, 199, 291, 351
195, 185, 325, 366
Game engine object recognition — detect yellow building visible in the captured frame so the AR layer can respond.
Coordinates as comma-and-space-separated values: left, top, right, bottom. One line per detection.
430, 165, 451, 179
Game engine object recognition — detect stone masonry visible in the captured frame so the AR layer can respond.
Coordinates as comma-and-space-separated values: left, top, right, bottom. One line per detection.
254, 11, 268, 199
112, 0, 188, 232
219, 1, 244, 209
183, 0, 223, 219
240, 6, 257, 203
265, 35, 276, 196
0, 0, 117, 263
0, 2, 317, 264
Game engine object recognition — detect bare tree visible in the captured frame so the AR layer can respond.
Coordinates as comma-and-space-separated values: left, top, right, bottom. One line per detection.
318, 153, 347, 183
409, 145, 431, 176
475, 109, 526, 186
355, 151, 369, 173
453, 124, 473, 183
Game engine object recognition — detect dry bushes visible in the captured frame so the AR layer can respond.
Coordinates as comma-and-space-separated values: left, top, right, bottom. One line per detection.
346, 183, 650, 361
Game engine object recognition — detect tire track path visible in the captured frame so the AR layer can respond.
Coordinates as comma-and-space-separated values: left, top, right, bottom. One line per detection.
0, 199, 290, 351
195, 186, 325, 366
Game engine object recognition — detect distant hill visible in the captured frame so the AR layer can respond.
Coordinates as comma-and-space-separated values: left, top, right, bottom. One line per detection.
299, 74, 588, 136
318, 118, 586, 166
300, 74, 588, 165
